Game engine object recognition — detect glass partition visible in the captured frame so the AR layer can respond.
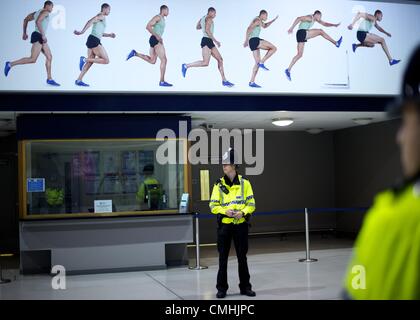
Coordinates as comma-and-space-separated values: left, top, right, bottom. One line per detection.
20, 139, 188, 219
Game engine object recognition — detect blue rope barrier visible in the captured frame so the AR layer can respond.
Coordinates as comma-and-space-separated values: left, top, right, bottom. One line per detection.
307, 207, 369, 213
196, 207, 369, 219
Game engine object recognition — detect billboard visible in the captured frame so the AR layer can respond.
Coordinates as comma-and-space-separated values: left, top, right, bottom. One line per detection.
0, 0, 419, 95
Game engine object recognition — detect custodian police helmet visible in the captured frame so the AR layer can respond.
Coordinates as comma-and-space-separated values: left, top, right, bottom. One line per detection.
222, 147, 238, 167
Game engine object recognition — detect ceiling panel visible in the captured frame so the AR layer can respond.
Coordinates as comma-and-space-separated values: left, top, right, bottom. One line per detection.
0, 111, 391, 137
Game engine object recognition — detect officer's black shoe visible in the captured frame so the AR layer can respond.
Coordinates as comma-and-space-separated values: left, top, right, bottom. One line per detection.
216, 291, 227, 299
240, 289, 256, 297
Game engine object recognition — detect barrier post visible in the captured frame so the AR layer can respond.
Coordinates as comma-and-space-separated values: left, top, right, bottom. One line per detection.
299, 208, 318, 263
189, 212, 208, 270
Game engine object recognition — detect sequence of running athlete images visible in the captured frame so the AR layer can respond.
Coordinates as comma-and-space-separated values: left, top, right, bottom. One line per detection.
3, 2, 402, 88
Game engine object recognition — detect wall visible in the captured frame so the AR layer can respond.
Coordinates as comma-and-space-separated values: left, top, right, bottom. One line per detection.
0, 134, 18, 252
0, 118, 403, 249
334, 119, 402, 233
191, 119, 402, 243
191, 130, 337, 244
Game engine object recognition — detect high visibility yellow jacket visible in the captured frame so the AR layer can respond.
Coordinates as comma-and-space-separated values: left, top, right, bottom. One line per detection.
209, 174, 256, 224
344, 179, 420, 300
136, 177, 161, 203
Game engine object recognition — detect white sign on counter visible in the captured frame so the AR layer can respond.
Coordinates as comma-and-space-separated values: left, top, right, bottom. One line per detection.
94, 200, 113, 213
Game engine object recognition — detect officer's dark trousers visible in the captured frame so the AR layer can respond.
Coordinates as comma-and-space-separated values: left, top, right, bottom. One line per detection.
216, 222, 251, 292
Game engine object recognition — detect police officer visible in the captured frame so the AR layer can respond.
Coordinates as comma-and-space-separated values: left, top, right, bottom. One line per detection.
343, 45, 420, 299
209, 148, 256, 299
136, 164, 161, 210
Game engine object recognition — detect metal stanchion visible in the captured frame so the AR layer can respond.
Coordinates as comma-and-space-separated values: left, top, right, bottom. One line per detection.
299, 208, 318, 263
189, 212, 208, 270
0, 255, 11, 284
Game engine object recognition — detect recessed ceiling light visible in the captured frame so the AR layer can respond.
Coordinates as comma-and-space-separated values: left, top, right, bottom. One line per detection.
272, 118, 294, 127
306, 128, 324, 134
352, 118, 373, 125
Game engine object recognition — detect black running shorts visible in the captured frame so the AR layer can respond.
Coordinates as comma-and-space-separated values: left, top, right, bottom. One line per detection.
31, 31, 44, 45
357, 31, 368, 43
249, 37, 261, 51
296, 29, 307, 43
86, 35, 101, 49
201, 37, 215, 49
149, 35, 159, 48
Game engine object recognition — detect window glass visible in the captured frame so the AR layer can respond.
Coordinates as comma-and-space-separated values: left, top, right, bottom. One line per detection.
24, 140, 186, 216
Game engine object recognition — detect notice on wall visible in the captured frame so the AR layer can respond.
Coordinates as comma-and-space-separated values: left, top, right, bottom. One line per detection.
27, 178, 45, 193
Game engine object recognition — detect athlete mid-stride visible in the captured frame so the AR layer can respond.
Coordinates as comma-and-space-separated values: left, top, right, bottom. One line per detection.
4, 1, 60, 86
181, 7, 234, 88
74, 3, 116, 87
285, 10, 343, 81
244, 10, 278, 88
348, 10, 400, 66
126, 5, 173, 87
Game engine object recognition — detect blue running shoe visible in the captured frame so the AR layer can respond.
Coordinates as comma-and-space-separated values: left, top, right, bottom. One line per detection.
222, 80, 234, 88
389, 59, 401, 66
46, 79, 60, 86
352, 43, 357, 53
159, 81, 173, 87
75, 80, 89, 87
182, 63, 188, 78
249, 82, 261, 88
285, 69, 291, 81
258, 63, 269, 71
126, 49, 137, 61
4, 61, 11, 77
79, 56, 86, 71
336, 36, 343, 48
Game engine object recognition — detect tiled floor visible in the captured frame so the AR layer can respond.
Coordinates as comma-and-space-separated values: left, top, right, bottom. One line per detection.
0, 241, 353, 300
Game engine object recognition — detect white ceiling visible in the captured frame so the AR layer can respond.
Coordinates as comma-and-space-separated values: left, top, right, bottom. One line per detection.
187, 111, 389, 131
0, 111, 390, 137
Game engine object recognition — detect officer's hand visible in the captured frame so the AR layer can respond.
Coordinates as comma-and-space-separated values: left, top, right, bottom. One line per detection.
226, 209, 235, 217
233, 211, 243, 219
